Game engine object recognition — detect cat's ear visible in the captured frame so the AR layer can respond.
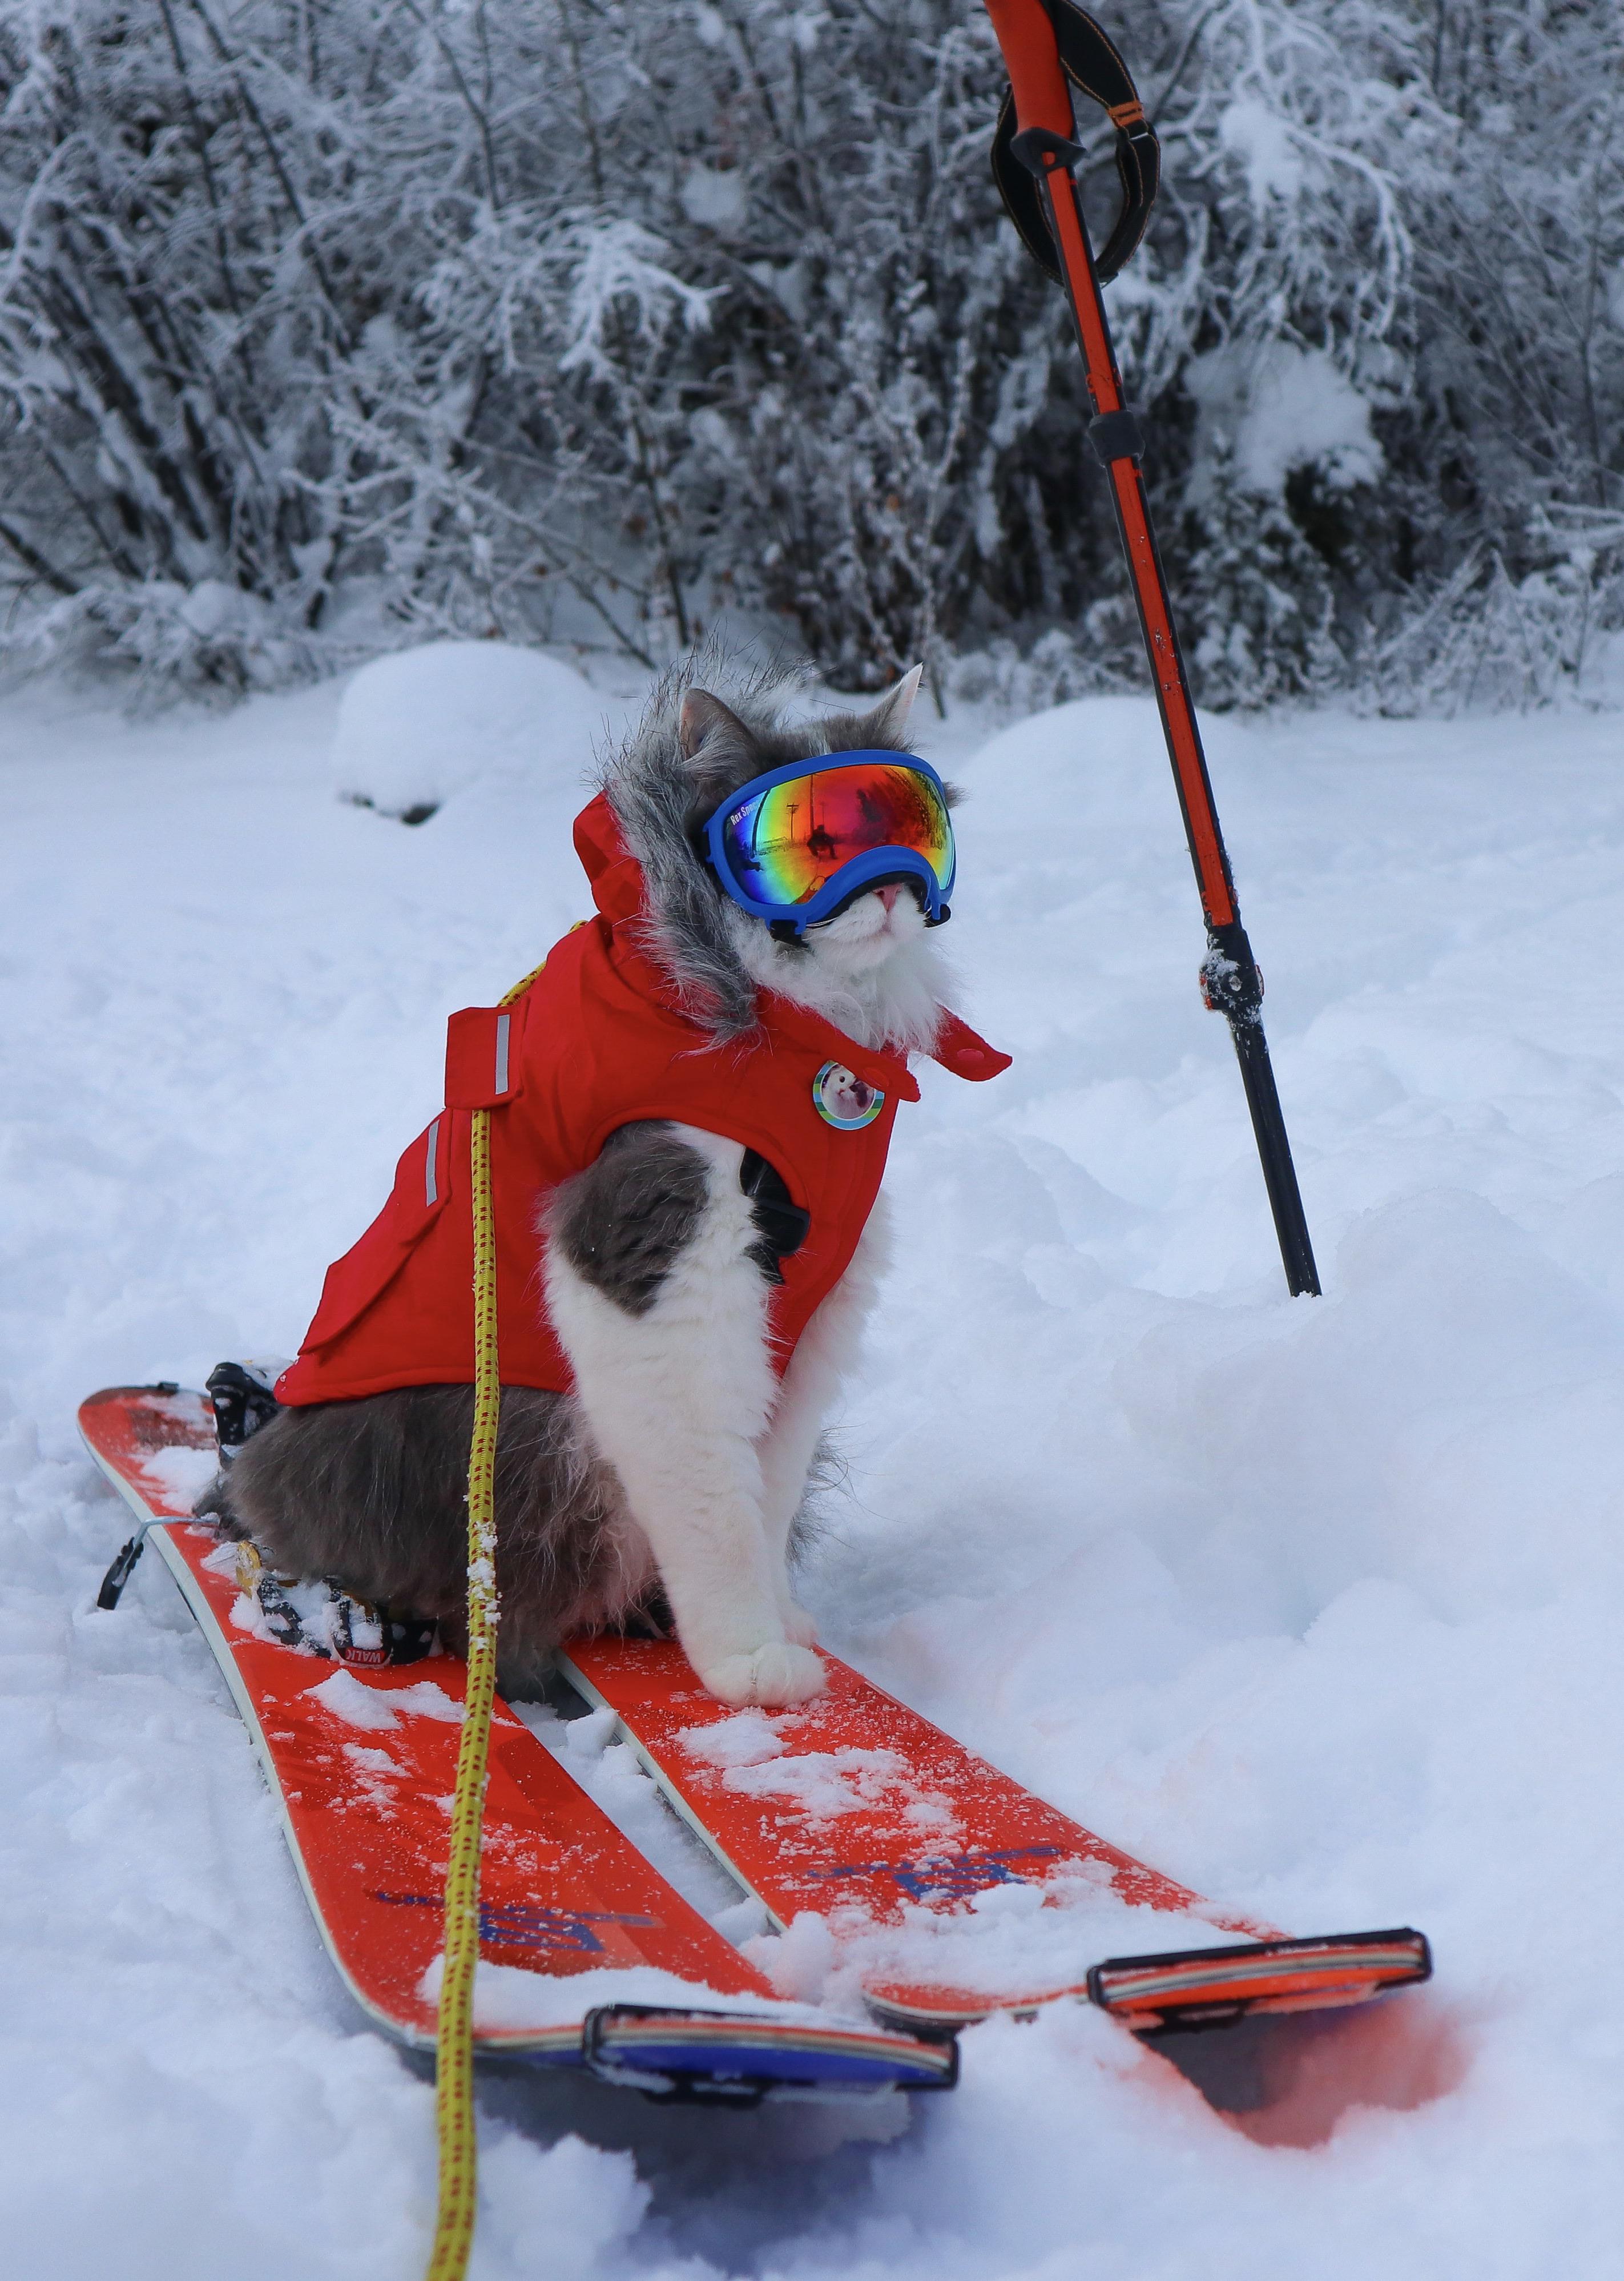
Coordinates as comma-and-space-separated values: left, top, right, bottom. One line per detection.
858, 663, 924, 748
678, 689, 753, 767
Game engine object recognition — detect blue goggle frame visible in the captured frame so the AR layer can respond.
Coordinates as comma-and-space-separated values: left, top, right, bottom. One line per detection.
702, 750, 956, 940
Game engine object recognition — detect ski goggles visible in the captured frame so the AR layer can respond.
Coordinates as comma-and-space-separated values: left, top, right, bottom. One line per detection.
703, 751, 955, 938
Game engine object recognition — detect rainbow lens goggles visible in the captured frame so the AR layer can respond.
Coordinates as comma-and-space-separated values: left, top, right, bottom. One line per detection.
704, 751, 955, 939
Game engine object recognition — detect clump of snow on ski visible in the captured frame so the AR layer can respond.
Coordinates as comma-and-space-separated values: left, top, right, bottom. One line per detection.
684, 1721, 934, 1824
308, 1670, 468, 1729
138, 1441, 221, 1504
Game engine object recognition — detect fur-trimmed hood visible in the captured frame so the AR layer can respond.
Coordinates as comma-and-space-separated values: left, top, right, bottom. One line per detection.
594, 661, 929, 1043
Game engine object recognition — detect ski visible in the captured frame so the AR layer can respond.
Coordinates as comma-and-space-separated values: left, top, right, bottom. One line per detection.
557, 1635, 1430, 2038
78, 1385, 955, 2103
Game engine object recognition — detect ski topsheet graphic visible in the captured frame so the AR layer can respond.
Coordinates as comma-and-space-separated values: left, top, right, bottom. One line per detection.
558, 1636, 1431, 2035
78, 1386, 954, 2101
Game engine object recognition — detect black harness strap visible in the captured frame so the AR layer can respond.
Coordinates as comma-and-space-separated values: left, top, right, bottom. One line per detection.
739, 1148, 810, 1286
991, 1, 1160, 283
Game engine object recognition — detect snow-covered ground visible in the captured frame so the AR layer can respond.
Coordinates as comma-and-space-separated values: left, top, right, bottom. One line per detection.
3, 650, 1622, 2278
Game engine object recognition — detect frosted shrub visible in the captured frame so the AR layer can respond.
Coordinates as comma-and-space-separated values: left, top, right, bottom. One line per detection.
946, 623, 1141, 713
1361, 521, 1624, 715
0, 0, 1618, 707
1179, 444, 1345, 709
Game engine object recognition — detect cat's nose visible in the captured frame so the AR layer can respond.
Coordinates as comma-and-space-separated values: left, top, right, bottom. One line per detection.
877, 885, 901, 912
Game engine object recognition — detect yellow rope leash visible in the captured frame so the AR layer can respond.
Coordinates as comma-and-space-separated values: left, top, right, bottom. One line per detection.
424, 961, 545, 2281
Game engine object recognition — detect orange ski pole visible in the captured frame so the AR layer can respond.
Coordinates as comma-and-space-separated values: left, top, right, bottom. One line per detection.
982, 0, 1320, 1296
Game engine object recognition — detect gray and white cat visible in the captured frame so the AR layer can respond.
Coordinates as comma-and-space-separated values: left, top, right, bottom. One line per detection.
208, 661, 956, 1709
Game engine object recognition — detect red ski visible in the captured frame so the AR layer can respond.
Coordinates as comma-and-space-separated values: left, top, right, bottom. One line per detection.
78, 1385, 954, 2102
558, 1636, 1430, 2037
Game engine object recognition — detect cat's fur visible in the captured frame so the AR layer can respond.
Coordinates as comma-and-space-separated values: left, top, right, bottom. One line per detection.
206, 657, 955, 1707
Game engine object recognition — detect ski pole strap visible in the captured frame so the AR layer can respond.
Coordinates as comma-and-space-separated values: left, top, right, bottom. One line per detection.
424, 958, 542, 2281
986, 0, 1159, 284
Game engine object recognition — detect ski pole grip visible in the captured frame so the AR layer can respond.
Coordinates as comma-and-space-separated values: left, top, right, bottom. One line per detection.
982, 0, 1073, 135
987, 1, 1162, 285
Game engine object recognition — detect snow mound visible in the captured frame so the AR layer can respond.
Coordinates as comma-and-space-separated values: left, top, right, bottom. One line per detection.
331, 640, 604, 820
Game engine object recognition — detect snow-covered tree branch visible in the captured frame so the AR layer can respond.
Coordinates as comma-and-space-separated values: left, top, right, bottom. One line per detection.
0, 0, 1618, 705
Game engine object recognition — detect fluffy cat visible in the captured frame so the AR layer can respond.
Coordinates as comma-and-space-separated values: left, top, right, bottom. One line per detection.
205, 658, 961, 1708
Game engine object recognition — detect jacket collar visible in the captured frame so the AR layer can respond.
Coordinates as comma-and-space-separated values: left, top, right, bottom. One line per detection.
571, 793, 1009, 1093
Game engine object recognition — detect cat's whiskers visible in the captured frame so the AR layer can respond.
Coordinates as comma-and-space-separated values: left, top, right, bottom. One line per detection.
733, 884, 952, 1055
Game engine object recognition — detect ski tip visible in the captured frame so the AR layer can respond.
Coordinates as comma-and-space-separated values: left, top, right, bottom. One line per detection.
581, 2005, 958, 2103
1087, 1926, 1432, 2033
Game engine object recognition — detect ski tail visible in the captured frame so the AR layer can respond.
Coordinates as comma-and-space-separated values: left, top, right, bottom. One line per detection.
1088, 1928, 1432, 2034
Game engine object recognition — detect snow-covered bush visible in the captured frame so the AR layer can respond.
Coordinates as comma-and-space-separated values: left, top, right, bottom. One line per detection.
0, 1, 1618, 707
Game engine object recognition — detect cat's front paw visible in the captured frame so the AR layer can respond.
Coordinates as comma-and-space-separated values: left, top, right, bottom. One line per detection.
703, 1642, 825, 1708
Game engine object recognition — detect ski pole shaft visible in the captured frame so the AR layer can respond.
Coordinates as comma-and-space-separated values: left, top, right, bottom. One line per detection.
983, 0, 1321, 1297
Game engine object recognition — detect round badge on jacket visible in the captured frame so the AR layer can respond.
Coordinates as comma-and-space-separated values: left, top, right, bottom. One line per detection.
812, 1061, 885, 1131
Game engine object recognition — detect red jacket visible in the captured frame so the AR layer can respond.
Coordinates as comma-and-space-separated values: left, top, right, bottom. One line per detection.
275, 794, 1010, 1407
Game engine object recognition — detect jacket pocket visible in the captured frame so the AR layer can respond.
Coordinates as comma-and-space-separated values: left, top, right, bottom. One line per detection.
445, 996, 529, 1109
301, 1115, 453, 1352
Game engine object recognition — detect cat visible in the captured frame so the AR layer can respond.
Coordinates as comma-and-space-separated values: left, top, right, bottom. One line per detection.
204, 657, 986, 1709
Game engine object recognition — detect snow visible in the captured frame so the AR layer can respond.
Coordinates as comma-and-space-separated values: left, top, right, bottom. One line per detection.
1219, 96, 1306, 206
140, 1443, 223, 1502
3, 649, 1623, 2274
679, 164, 747, 228
676, 1708, 795, 1769
751, 1872, 1232, 2016
332, 641, 609, 820
414, 1954, 792, 2033
307, 1671, 467, 1731
1184, 345, 1383, 497
676, 1713, 935, 1823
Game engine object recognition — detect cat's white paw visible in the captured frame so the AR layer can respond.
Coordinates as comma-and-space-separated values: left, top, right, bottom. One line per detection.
780, 1603, 819, 1648
703, 1642, 825, 1708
